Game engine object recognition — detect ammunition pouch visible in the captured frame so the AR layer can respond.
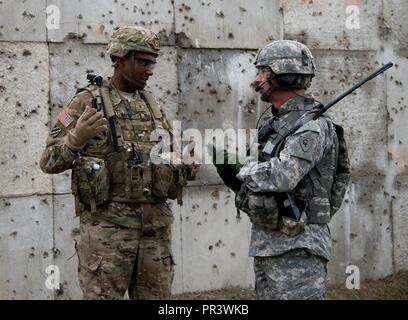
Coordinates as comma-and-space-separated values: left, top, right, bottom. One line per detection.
151, 163, 187, 204
279, 211, 307, 237
71, 156, 110, 214
235, 184, 279, 230
106, 150, 155, 203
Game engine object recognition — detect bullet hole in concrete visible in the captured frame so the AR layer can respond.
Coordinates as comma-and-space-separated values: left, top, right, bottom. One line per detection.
43, 252, 49, 259
204, 211, 208, 215
24, 275, 27, 279
31, 206, 35, 210
230, 252, 236, 258
56, 283, 66, 296
215, 240, 222, 248
65, 32, 87, 40
22, 49, 31, 56
29, 253, 35, 258
3, 200, 11, 206
52, 247, 61, 256
216, 10, 224, 18
228, 33, 234, 39
208, 245, 213, 251
212, 264, 218, 269
211, 189, 220, 200
22, 11, 35, 19
9, 232, 17, 237
196, 222, 202, 226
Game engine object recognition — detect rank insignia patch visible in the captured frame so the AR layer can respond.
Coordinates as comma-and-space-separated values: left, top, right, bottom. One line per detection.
50, 127, 62, 138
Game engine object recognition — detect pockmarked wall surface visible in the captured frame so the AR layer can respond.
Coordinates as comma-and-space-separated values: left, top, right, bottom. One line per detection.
0, 0, 407, 299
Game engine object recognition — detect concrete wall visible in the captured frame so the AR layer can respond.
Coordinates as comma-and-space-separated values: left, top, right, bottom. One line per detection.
0, 0, 407, 299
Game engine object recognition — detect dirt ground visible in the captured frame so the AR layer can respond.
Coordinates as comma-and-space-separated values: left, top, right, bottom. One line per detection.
172, 271, 408, 300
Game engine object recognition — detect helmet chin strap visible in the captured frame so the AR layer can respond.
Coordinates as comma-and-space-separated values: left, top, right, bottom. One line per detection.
260, 81, 279, 102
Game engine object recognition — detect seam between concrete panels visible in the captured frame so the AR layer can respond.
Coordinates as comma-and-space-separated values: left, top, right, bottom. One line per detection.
171, 0, 185, 293
45, 0, 57, 296
384, 65, 396, 274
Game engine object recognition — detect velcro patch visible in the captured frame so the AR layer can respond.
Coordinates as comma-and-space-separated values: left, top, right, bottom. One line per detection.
58, 111, 73, 128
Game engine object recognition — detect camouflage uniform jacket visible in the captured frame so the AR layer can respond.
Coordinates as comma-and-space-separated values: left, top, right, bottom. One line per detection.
40, 78, 193, 227
237, 96, 335, 260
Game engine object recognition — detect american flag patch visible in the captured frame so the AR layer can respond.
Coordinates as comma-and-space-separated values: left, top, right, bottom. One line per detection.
58, 111, 73, 128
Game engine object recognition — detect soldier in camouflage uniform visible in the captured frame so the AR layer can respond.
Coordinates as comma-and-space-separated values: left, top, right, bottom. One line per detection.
40, 26, 196, 299
213, 40, 350, 299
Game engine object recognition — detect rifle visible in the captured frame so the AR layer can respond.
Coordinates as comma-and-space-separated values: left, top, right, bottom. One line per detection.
87, 74, 119, 151
238, 62, 394, 221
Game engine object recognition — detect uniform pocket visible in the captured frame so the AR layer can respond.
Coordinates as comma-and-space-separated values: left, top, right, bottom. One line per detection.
72, 156, 110, 211
246, 192, 279, 230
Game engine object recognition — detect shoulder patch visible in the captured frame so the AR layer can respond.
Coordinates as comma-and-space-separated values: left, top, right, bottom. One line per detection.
58, 111, 73, 128
286, 130, 319, 162
299, 135, 313, 152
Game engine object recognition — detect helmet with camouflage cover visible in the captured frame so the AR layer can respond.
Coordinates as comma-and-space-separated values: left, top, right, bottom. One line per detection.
106, 25, 160, 58
255, 40, 316, 76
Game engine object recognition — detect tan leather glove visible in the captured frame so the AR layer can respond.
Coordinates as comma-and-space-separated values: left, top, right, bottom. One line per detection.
65, 106, 108, 151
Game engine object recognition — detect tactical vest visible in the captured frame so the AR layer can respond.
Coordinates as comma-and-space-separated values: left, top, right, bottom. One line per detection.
238, 98, 338, 225
71, 81, 186, 214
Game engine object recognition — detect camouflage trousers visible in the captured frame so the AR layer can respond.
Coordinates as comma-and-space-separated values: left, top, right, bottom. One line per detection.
254, 249, 328, 300
76, 202, 174, 300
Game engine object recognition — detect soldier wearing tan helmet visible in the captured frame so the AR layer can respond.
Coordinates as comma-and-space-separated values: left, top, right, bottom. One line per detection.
40, 26, 197, 299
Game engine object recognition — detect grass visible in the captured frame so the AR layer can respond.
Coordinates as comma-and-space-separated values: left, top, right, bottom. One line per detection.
172, 271, 408, 300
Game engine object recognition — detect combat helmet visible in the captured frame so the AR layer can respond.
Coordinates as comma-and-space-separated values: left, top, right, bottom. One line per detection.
255, 40, 316, 89
106, 25, 160, 58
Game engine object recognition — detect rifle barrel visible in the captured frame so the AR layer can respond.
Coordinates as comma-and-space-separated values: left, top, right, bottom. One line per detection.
314, 62, 394, 119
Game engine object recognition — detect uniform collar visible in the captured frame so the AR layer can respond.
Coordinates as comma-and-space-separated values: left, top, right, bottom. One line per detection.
272, 96, 314, 117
